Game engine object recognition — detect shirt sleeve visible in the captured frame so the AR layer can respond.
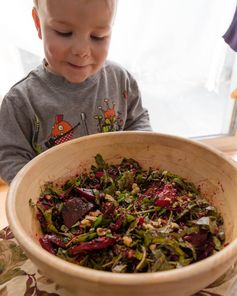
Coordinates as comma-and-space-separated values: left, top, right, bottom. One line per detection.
124, 72, 152, 131
0, 94, 36, 184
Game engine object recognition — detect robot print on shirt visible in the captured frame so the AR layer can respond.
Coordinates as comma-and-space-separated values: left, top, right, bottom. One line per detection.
33, 97, 125, 153
94, 99, 124, 133
45, 114, 81, 148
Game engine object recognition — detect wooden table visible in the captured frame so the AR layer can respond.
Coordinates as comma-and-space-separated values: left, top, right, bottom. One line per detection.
0, 184, 8, 229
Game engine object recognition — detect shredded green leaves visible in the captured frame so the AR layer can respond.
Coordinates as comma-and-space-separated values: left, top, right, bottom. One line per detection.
33, 154, 225, 273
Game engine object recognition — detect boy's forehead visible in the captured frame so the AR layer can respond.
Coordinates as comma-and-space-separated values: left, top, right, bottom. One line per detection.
37, 0, 117, 26
35, 0, 117, 9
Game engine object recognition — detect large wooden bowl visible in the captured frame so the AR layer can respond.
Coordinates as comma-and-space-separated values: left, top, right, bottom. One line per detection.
6, 131, 237, 296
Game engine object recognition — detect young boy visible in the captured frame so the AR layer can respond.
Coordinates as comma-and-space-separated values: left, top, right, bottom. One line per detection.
0, 0, 151, 184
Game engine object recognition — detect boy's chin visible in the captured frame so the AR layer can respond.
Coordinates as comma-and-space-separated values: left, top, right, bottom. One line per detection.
64, 74, 89, 84
47, 64, 93, 84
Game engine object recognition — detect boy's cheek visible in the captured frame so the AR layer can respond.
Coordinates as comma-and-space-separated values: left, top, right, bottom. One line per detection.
45, 40, 63, 55
99, 47, 110, 62
95, 42, 110, 57
44, 44, 62, 62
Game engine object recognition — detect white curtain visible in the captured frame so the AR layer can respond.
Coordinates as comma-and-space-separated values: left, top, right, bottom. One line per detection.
0, 0, 236, 97
109, 0, 237, 93
0, 0, 42, 98
0, 0, 237, 136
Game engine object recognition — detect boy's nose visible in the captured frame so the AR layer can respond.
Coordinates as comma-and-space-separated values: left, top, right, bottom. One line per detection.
71, 39, 90, 58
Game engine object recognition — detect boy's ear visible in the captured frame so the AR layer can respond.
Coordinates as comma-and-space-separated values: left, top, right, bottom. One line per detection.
32, 7, 42, 39
231, 88, 237, 100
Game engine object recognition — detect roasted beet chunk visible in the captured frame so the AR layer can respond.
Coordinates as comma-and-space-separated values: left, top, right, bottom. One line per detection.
76, 187, 96, 202
68, 237, 116, 255
110, 214, 125, 232
184, 231, 208, 247
39, 236, 56, 254
62, 197, 94, 228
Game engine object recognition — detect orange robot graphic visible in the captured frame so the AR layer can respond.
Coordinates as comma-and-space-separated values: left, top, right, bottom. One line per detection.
45, 114, 80, 148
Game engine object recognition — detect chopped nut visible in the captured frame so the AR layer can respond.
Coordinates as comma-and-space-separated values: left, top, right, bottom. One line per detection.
151, 220, 160, 227
105, 194, 115, 202
156, 218, 163, 225
123, 236, 133, 246
89, 210, 101, 217
80, 219, 91, 226
85, 215, 97, 221
170, 222, 179, 229
172, 202, 178, 208
132, 183, 138, 189
150, 244, 156, 251
96, 227, 107, 236
45, 194, 52, 200
143, 223, 154, 230
131, 183, 140, 195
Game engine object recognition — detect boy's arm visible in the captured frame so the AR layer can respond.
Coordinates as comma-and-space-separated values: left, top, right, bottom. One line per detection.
124, 76, 152, 131
0, 97, 36, 184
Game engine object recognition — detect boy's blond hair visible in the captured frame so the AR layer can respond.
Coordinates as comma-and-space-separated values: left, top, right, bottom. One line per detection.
33, 0, 116, 10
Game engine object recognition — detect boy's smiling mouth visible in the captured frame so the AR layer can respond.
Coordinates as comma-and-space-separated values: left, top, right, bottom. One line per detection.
68, 62, 90, 69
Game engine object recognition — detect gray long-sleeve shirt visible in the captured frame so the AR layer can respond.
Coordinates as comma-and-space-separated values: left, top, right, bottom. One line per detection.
0, 60, 151, 184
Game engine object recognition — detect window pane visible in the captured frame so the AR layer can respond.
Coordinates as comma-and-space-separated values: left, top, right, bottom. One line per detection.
108, 0, 237, 138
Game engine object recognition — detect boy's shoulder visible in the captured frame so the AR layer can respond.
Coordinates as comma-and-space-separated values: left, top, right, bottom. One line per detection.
103, 60, 135, 81
5, 64, 43, 97
104, 60, 129, 75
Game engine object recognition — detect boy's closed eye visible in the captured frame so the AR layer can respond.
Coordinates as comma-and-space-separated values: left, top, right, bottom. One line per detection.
55, 30, 72, 37
55, 30, 107, 41
91, 35, 107, 41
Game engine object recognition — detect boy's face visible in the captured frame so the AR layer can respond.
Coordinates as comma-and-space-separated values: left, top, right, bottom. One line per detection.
32, 0, 116, 83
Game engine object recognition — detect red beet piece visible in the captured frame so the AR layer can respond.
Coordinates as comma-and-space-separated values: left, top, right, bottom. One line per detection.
68, 237, 116, 255
62, 197, 94, 228
95, 171, 104, 178
110, 214, 125, 231
76, 188, 96, 202
43, 234, 66, 248
39, 236, 56, 254
184, 231, 208, 247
